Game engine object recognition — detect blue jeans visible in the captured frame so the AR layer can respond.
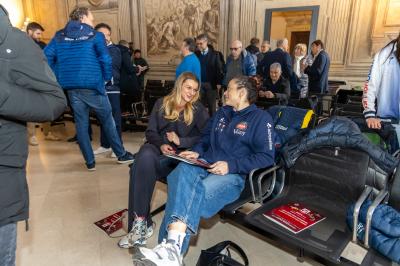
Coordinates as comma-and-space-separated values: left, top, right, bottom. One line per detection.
100, 92, 122, 148
67, 89, 126, 165
158, 163, 245, 254
0, 222, 17, 266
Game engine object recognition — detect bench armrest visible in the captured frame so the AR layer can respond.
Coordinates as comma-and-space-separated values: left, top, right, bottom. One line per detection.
364, 189, 388, 248
352, 186, 373, 242
249, 165, 282, 203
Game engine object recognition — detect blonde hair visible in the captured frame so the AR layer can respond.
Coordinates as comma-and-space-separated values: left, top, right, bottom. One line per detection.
294, 43, 307, 55
161, 72, 200, 125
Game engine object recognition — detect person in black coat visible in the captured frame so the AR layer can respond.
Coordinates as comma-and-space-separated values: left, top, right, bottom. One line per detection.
118, 72, 208, 249
94, 23, 124, 155
26, 22, 46, 49
0, 5, 67, 265
133, 49, 149, 91
303, 40, 331, 94
118, 40, 141, 112
195, 33, 224, 116
258, 38, 297, 95
259, 62, 291, 105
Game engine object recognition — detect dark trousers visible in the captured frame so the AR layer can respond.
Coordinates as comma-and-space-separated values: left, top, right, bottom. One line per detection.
128, 143, 178, 231
100, 92, 122, 148
201, 83, 217, 116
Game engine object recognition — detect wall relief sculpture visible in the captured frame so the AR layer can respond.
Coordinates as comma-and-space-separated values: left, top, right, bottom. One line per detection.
145, 0, 219, 59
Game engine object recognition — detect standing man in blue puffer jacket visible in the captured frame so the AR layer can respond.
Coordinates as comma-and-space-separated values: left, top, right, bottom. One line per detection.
44, 6, 134, 170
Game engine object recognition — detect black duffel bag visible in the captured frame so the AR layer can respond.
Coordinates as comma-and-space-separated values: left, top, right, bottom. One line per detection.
196, 241, 249, 266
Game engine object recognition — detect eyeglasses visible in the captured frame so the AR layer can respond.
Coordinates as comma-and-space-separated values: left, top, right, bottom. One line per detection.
230, 47, 241, 51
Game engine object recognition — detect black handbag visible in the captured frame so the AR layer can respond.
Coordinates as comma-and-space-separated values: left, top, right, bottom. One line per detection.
196, 241, 249, 266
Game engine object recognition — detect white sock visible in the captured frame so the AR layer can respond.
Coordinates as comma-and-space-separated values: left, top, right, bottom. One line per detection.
167, 230, 186, 253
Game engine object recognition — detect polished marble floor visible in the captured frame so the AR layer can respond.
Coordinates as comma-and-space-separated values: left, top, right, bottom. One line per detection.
16, 122, 322, 266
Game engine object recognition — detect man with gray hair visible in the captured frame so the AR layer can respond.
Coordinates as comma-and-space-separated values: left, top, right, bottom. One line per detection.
223, 40, 256, 86
258, 62, 291, 105
257, 40, 271, 65
258, 38, 297, 97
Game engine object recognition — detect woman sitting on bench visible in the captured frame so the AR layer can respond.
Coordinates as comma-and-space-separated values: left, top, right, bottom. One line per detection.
133, 76, 275, 265
118, 72, 208, 248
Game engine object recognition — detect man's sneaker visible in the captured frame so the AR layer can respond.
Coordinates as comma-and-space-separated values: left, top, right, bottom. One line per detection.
45, 131, 61, 141
67, 136, 77, 142
118, 219, 154, 249
87, 162, 96, 171
94, 146, 112, 155
117, 151, 134, 164
133, 240, 183, 266
29, 136, 39, 146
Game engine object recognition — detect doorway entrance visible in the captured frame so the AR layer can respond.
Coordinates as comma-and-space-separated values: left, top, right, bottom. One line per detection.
290, 31, 310, 53
264, 6, 319, 54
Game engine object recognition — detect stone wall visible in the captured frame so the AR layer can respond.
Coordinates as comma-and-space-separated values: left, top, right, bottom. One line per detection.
14, 0, 400, 84
255, 0, 400, 85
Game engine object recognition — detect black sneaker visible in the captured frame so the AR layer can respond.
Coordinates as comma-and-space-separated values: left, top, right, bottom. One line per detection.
117, 151, 135, 164
67, 136, 77, 142
87, 162, 96, 171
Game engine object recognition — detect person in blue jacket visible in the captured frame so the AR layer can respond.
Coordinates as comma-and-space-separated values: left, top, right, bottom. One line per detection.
134, 76, 275, 266
175, 37, 201, 82
223, 40, 257, 86
44, 7, 134, 170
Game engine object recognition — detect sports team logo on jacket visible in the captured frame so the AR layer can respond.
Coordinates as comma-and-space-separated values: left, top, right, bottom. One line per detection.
216, 117, 226, 132
234, 121, 248, 136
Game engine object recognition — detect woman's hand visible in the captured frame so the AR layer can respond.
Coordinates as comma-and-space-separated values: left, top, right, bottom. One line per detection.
265, 91, 275, 98
166, 131, 180, 146
208, 161, 229, 175
258, 90, 265, 98
160, 144, 175, 155
366, 118, 381, 129
179, 151, 199, 159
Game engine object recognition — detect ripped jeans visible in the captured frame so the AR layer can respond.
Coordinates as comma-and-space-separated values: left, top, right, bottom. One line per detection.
158, 162, 245, 254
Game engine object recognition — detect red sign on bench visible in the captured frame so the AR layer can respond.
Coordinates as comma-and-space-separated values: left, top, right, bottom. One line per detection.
263, 203, 325, 234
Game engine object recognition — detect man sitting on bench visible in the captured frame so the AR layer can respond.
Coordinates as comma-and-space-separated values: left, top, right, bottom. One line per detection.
133, 76, 275, 266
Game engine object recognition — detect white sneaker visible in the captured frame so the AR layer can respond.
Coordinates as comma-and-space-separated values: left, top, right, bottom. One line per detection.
29, 136, 39, 146
118, 220, 155, 249
133, 240, 183, 266
93, 146, 111, 155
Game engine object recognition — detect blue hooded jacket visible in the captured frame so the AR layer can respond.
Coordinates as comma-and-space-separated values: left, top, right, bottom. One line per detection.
347, 201, 400, 263
44, 21, 112, 94
192, 104, 275, 175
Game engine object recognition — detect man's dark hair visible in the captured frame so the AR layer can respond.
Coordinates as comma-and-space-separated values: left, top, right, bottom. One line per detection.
94, 23, 111, 32
232, 76, 258, 104
183, 37, 196, 52
119, 40, 129, 47
69, 6, 90, 21
26, 22, 44, 32
312, 40, 324, 50
250, 37, 260, 46
134, 49, 141, 54
196, 33, 208, 42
